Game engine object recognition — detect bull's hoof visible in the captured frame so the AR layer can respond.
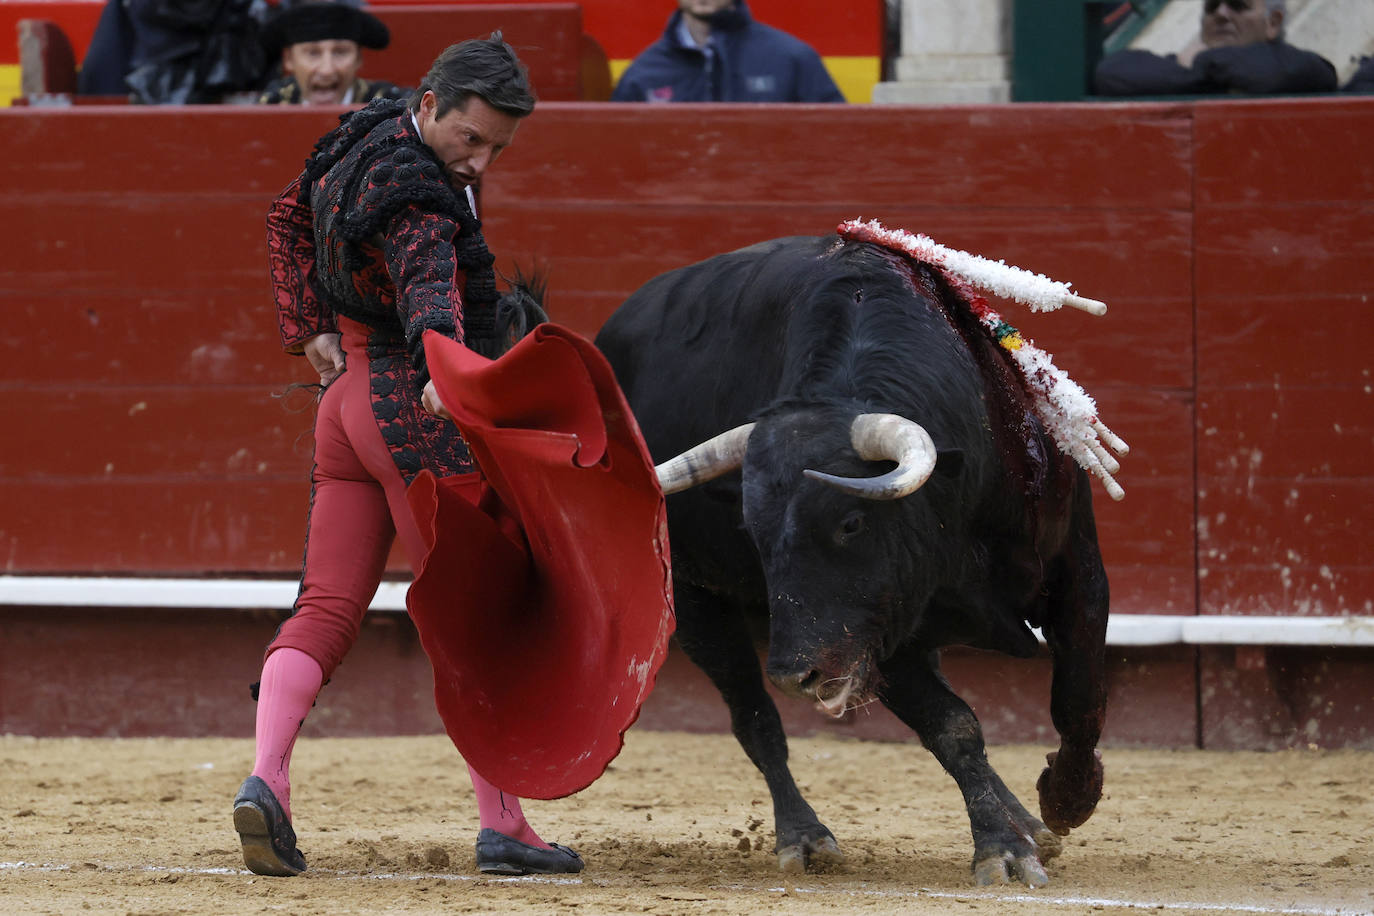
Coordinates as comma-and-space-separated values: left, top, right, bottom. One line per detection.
973, 850, 1049, 888
1037, 749, 1104, 835
776, 835, 844, 873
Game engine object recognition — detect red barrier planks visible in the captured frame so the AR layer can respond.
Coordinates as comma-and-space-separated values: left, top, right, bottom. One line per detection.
1196, 293, 1374, 389
5, 196, 272, 290
0, 480, 307, 571
2, 291, 299, 386
1199, 478, 1370, 571
4, 97, 1369, 629
485, 103, 1195, 212
0, 389, 315, 478
483, 204, 1195, 381
1194, 204, 1374, 302
1199, 387, 1374, 480
1200, 645, 1374, 749
1193, 98, 1374, 207
1193, 98, 1374, 620
0, 108, 337, 195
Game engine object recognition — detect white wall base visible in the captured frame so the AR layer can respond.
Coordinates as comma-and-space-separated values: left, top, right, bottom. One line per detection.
4, 576, 1372, 647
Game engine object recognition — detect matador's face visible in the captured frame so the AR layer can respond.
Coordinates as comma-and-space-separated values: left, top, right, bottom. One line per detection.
417, 92, 521, 190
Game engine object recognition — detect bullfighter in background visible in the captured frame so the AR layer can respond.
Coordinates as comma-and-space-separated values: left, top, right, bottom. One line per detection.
257, 1, 406, 106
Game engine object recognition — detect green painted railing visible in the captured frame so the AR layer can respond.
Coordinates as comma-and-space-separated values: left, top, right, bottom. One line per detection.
1011, 0, 1170, 101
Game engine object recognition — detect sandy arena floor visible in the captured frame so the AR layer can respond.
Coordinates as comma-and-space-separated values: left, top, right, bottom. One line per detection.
2, 729, 1371, 915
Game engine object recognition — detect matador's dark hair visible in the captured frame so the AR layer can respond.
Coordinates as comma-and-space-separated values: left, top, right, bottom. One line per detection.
408, 31, 537, 119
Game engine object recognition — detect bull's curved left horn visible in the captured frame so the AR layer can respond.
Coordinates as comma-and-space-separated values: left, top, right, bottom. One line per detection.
655, 423, 756, 495
803, 413, 937, 500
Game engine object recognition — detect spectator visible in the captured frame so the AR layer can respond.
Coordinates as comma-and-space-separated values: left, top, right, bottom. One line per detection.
611, 0, 844, 102
77, 0, 268, 103
1344, 56, 1374, 93
1094, 0, 1337, 97
258, 1, 404, 104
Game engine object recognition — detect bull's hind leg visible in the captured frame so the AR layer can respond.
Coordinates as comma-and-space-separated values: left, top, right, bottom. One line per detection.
1037, 482, 1110, 835
673, 583, 843, 873
879, 646, 1060, 887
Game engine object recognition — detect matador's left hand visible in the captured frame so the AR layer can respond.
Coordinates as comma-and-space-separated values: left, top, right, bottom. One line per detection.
302, 332, 345, 387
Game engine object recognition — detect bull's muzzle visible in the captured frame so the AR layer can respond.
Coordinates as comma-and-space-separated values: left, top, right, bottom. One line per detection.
767, 660, 862, 719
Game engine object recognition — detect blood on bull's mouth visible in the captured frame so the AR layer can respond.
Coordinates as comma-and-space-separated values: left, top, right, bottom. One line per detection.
767, 643, 878, 711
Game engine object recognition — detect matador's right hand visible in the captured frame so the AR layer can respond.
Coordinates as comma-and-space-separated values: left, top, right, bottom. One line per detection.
422, 380, 453, 420
303, 333, 345, 387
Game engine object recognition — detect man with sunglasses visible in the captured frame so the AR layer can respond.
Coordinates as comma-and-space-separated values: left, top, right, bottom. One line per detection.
1094, 0, 1336, 96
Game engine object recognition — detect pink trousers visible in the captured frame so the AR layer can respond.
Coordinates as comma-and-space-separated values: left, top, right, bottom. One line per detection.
268, 319, 457, 678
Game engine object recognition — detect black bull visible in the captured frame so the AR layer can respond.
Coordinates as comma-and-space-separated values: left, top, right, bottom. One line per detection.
595, 235, 1109, 886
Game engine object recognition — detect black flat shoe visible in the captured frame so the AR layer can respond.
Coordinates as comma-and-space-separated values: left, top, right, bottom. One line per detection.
233, 776, 307, 877
475, 828, 584, 875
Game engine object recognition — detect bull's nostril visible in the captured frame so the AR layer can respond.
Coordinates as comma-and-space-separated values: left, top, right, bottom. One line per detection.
768, 667, 822, 697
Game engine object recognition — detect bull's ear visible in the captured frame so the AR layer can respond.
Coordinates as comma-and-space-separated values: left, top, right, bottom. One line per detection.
934, 448, 964, 478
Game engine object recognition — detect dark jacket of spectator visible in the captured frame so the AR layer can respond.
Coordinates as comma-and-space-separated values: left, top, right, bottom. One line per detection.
611, 1, 844, 103
1094, 40, 1337, 96
77, 0, 267, 103
257, 74, 406, 104
1344, 56, 1374, 93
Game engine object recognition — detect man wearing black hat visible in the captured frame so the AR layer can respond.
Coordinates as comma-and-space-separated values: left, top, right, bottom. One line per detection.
258, 1, 404, 105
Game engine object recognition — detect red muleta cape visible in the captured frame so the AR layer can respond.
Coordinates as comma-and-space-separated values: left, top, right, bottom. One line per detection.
406, 323, 674, 800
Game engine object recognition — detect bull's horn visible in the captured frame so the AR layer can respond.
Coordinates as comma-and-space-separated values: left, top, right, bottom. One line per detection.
654, 423, 755, 495
803, 413, 936, 500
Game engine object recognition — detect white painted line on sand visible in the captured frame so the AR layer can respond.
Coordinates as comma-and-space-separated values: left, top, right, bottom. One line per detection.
731, 881, 1373, 915
2, 860, 1367, 914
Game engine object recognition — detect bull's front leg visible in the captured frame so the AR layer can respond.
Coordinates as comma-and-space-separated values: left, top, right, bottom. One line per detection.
879, 646, 1061, 887
1037, 494, 1110, 835
673, 584, 843, 873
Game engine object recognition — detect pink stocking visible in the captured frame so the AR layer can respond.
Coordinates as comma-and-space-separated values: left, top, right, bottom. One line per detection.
251, 647, 324, 821
468, 765, 550, 849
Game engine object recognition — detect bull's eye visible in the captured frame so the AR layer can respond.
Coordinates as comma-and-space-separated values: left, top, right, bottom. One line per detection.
836, 510, 866, 543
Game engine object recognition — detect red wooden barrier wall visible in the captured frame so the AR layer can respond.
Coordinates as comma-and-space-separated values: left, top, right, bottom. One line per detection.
1, 97, 1370, 747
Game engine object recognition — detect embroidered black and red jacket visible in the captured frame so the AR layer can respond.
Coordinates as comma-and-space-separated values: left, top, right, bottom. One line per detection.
267, 99, 498, 480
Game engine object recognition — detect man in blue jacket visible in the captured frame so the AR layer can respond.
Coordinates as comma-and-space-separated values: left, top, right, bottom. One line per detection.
612, 0, 845, 103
